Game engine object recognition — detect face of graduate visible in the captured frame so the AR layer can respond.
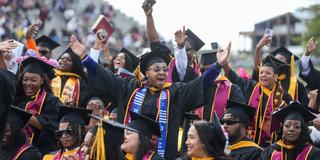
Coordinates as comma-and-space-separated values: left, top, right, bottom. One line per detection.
222, 113, 242, 143
121, 130, 140, 154
146, 62, 168, 88
186, 125, 208, 158
2, 123, 12, 147
259, 66, 278, 90
185, 41, 196, 63
275, 54, 288, 64
59, 122, 77, 149
22, 72, 44, 97
58, 53, 73, 72
38, 46, 51, 58
86, 99, 104, 130
113, 53, 126, 69
282, 120, 302, 144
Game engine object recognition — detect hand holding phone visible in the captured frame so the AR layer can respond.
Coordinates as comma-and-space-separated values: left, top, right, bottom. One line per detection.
264, 28, 273, 40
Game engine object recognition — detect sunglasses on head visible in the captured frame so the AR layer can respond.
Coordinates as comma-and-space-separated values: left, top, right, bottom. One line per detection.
220, 119, 242, 125
148, 65, 169, 72
54, 129, 73, 138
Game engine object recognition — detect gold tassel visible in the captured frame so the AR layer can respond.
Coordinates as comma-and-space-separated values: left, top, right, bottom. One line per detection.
133, 62, 143, 87
90, 121, 106, 160
288, 55, 297, 100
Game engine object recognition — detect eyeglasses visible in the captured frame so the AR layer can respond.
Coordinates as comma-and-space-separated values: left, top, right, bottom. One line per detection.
54, 129, 73, 138
148, 66, 169, 72
220, 119, 242, 125
39, 50, 50, 55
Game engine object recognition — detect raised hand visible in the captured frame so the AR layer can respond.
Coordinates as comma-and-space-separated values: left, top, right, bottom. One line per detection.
217, 42, 231, 67
70, 34, 87, 59
25, 24, 39, 39
174, 26, 187, 49
0, 40, 18, 52
305, 37, 318, 56
256, 35, 272, 49
142, 0, 156, 15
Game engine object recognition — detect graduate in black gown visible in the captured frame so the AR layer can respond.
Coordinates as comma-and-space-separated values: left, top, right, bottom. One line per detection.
142, 1, 203, 83
253, 38, 308, 105
201, 49, 245, 119
51, 47, 90, 108
260, 101, 320, 160
69, 33, 229, 159
222, 53, 293, 147
222, 100, 262, 160
121, 112, 165, 160
14, 54, 61, 155
2, 106, 41, 160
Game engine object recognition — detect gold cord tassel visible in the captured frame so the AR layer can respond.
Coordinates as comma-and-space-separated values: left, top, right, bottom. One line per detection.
90, 120, 106, 160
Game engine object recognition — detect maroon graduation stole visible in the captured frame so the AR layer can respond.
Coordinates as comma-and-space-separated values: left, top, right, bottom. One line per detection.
51, 70, 81, 107
248, 84, 275, 146
271, 141, 313, 160
12, 143, 31, 160
23, 89, 47, 144
167, 59, 200, 83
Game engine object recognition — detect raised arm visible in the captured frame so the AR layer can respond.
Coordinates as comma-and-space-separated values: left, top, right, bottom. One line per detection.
142, 0, 159, 42
174, 27, 188, 81
252, 36, 271, 81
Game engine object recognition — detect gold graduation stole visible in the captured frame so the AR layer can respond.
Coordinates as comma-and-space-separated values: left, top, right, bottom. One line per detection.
51, 70, 81, 107
227, 140, 262, 151
191, 157, 215, 160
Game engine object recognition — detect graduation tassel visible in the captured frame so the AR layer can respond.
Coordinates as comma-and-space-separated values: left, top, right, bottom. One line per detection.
133, 62, 143, 87
90, 121, 106, 160
288, 55, 297, 100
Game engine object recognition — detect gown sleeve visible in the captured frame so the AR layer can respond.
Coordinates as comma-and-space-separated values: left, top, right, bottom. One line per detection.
18, 146, 42, 160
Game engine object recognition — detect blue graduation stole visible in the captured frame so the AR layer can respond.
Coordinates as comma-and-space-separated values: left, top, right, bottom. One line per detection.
128, 87, 170, 157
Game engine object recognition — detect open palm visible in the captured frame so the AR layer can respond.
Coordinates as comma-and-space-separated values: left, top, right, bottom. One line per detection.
217, 42, 231, 66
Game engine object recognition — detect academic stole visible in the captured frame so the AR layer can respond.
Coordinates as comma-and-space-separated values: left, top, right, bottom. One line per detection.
191, 157, 215, 160
23, 89, 46, 144
248, 84, 276, 146
167, 58, 200, 83
125, 151, 155, 160
193, 75, 232, 120
227, 140, 262, 151
52, 70, 80, 107
52, 147, 83, 160
12, 143, 31, 160
124, 85, 171, 157
271, 140, 313, 160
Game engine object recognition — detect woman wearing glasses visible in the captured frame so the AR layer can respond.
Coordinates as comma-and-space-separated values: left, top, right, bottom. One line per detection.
43, 106, 91, 160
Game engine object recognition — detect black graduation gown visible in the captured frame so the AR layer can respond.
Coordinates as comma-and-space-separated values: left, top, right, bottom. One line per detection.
16, 146, 42, 160
171, 65, 198, 83
84, 60, 219, 160
226, 69, 292, 147
259, 143, 320, 160
203, 81, 245, 120
299, 60, 320, 110
57, 75, 90, 108
0, 70, 15, 154
14, 93, 60, 155
228, 137, 263, 160
252, 69, 309, 106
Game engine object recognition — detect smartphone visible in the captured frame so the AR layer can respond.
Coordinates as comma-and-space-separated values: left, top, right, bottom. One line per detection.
264, 28, 273, 39
211, 42, 219, 52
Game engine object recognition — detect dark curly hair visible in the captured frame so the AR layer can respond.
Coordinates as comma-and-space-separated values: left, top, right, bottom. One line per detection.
109, 52, 133, 73
58, 51, 87, 79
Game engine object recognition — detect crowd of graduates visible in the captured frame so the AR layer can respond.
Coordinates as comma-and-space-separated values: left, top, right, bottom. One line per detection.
1, 0, 320, 160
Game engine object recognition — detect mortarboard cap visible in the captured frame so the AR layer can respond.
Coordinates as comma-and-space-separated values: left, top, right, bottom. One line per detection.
185, 29, 205, 51
139, 48, 171, 74
21, 56, 56, 76
58, 106, 92, 125
272, 101, 316, 124
200, 50, 217, 66
7, 106, 32, 128
128, 111, 161, 139
261, 55, 289, 74
120, 48, 139, 69
212, 112, 227, 148
271, 46, 299, 63
225, 100, 256, 124
36, 35, 60, 50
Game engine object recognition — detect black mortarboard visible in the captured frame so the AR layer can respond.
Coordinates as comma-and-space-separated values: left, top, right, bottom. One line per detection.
58, 106, 92, 125
261, 55, 289, 74
183, 112, 200, 120
139, 48, 171, 74
200, 50, 217, 65
36, 35, 60, 50
185, 29, 205, 51
120, 48, 139, 69
271, 46, 299, 63
225, 100, 256, 124
7, 106, 32, 128
212, 112, 226, 147
272, 101, 316, 124
21, 56, 55, 76
128, 111, 161, 139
